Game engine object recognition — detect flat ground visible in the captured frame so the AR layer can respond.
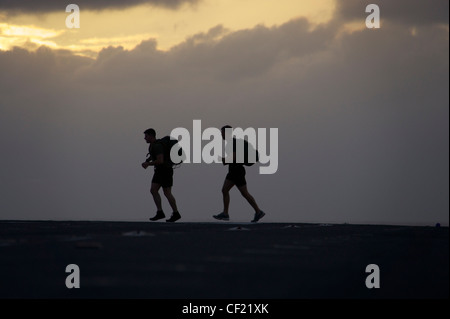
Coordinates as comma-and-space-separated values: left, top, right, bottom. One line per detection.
0, 221, 447, 301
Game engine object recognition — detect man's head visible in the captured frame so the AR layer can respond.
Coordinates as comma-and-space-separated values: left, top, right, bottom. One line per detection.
221, 125, 232, 140
144, 128, 157, 144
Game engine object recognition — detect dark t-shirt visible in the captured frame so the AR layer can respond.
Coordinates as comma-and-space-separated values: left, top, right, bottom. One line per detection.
148, 142, 172, 169
225, 139, 246, 186
228, 138, 256, 164
227, 138, 245, 171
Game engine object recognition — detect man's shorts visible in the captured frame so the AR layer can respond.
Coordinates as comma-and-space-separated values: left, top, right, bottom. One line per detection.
152, 167, 174, 188
226, 164, 247, 187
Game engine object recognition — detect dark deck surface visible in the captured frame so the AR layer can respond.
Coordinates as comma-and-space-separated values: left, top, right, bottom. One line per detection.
0, 221, 448, 301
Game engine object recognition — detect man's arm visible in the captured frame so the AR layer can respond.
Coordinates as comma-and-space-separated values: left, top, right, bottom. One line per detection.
142, 144, 164, 168
142, 154, 164, 168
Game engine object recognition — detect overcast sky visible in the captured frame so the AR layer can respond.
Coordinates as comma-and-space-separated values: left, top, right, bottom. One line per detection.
0, 0, 448, 225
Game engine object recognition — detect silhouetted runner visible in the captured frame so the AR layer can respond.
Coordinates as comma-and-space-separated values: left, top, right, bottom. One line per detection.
213, 125, 265, 222
142, 128, 181, 222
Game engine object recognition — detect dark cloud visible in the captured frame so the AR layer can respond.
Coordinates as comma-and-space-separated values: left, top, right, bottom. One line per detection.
0, 0, 199, 14
79, 19, 334, 87
336, 0, 449, 25
0, 7, 448, 224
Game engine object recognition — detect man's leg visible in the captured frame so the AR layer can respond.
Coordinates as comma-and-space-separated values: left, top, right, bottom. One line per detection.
222, 179, 235, 216
150, 183, 162, 211
163, 187, 178, 213
149, 183, 166, 221
164, 187, 181, 222
237, 185, 260, 214
237, 184, 265, 222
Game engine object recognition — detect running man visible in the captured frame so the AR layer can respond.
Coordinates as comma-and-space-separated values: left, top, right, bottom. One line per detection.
213, 125, 265, 223
142, 128, 181, 222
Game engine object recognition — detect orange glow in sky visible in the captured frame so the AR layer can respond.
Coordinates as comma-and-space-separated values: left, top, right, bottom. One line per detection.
0, 0, 336, 56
